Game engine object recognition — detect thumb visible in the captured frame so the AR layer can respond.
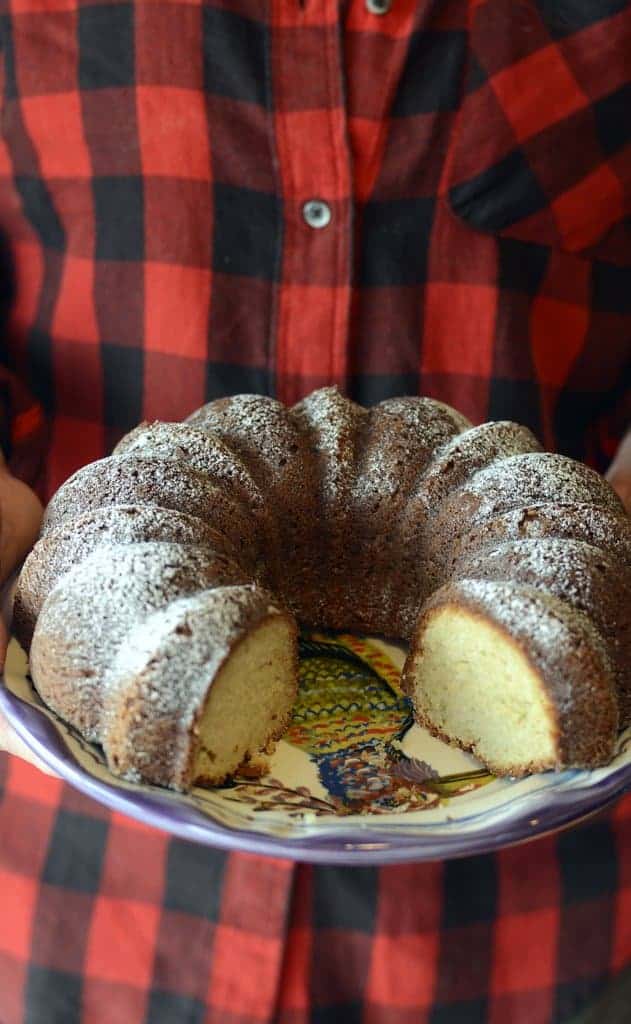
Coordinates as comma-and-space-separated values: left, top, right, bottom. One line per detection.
0, 468, 44, 581
605, 429, 631, 516
0, 472, 57, 776
0, 708, 59, 777
608, 473, 631, 515
0, 618, 58, 777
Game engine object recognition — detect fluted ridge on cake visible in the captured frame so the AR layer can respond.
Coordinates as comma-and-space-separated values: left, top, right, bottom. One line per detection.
439, 452, 623, 525
40, 455, 261, 570
13, 505, 235, 653
290, 388, 367, 627
347, 396, 472, 637
394, 420, 544, 634
448, 502, 631, 572
427, 452, 625, 590
188, 393, 320, 613
113, 421, 267, 512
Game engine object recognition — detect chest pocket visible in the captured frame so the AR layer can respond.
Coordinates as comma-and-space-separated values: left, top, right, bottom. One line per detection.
446, 1, 631, 254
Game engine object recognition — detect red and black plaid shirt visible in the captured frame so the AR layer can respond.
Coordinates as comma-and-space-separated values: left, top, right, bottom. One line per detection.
0, 1, 630, 1021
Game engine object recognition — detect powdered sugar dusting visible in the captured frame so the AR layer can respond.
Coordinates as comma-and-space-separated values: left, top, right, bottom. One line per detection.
416, 421, 542, 509
453, 536, 631, 721
113, 421, 266, 511
40, 455, 261, 561
187, 393, 306, 477
452, 536, 626, 630
102, 584, 292, 788
461, 453, 623, 518
378, 396, 471, 434
352, 396, 471, 508
451, 502, 631, 569
14, 504, 235, 649
30, 542, 249, 739
187, 392, 319, 585
35, 504, 224, 561
291, 388, 366, 506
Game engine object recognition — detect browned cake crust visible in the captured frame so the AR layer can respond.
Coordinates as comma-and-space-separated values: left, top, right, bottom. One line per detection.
448, 501, 631, 570
17, 386, 630, 789
426, 453, 625, 588
340, 396, 471, 637
112, 421, 273, 568
41, 455, 262, 569
395, 421, 544, 633
187, 393, 321, 608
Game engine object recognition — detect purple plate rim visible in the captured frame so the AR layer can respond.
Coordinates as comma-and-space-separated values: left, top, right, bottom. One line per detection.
2, 681, 630, 865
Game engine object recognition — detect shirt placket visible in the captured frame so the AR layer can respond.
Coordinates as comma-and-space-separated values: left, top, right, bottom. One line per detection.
270, 0, 354, 406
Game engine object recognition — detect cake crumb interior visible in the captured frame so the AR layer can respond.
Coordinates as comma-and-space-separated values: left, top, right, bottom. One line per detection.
193, 618, 295, 784
411, 607, 558, 773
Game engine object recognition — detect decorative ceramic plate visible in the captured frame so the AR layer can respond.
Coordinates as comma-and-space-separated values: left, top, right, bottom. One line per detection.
2, 632, 630, 865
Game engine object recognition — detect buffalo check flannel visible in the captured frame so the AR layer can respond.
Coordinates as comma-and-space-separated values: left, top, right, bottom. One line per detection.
0, 1, 630, 1021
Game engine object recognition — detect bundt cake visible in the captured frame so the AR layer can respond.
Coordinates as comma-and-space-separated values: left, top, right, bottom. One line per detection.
13, 388, 631, 790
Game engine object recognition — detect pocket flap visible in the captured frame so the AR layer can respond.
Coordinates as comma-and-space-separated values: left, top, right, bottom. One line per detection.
447, 2, 631, 252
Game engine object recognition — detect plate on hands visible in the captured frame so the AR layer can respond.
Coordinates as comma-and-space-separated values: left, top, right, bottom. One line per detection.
2, 632, 630, 865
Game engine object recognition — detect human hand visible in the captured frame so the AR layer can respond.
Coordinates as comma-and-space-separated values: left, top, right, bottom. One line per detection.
0, 458, 56, 774
606, 430, 631, 515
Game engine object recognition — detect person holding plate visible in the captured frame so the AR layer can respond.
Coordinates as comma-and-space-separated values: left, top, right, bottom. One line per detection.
0, 2, 629, 1022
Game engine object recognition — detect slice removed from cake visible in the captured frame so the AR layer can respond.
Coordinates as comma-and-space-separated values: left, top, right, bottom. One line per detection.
403, 579, 619, 775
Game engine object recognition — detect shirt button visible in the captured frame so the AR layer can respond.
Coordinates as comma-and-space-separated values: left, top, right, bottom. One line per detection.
302, 199, 332, 229
365, 0, 392, 14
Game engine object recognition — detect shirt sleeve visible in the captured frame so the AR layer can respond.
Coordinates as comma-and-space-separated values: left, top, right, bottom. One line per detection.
0, 220, 47, 491
0, 362, 47, 493
589, 386, 631, 475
